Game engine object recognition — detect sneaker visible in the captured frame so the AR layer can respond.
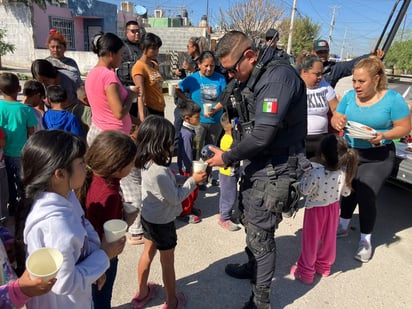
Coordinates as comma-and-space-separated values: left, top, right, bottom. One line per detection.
218, 219, 241, 231
131, 282, 158, 309
161, 292, 186, 309
290, 265, 314, 284
225, 263, 253, 279
354, 240, 372, 263
128, 234, 145, 245
336, 223, 349, 238
177, 214, 201, 224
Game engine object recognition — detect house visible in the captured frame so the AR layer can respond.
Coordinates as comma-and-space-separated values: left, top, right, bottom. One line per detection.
0, 0, 118, 71
0, 0, 213, 78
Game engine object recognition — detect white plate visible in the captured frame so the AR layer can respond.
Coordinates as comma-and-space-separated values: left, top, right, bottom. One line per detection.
345, 128, 376, 138
346, 132, 376, 140
346, 121, 376, 134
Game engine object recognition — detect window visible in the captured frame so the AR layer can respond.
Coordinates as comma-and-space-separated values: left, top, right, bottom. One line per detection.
49, 16, 75, 49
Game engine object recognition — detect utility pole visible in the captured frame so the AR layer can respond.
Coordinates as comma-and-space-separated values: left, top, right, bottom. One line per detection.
401, 13, 407, 41
287, 0, 297, 55
340, 27, 347, 60
328, 5, 340, 51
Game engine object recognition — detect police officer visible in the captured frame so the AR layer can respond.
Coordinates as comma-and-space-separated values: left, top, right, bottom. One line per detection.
265, 28, 293, 64
207, 31, 310, 309
312, 39, 384, 88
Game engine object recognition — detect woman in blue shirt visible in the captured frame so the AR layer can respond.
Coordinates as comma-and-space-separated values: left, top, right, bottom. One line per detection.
331, 57, 411, 263
176, 51, 226, 184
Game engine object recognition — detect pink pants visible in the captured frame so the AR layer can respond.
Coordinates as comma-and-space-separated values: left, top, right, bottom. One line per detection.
296, 201, 340, 282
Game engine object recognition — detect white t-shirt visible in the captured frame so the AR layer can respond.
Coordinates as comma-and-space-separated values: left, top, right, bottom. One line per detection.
307, 79, 336, 135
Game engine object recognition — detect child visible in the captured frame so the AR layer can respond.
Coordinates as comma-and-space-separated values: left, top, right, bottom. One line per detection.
0, 73, 37, 217
22, 80, 46, 132
290, 134, 358, 284
43, 85, 83, 136
0, 128, 8, 222
0, 225, 56, 308
177, 100, 202, 224
132, 116, 206, 309
80, 130, 137, 308
218, 113, 240, 231
18, 130, 125, 308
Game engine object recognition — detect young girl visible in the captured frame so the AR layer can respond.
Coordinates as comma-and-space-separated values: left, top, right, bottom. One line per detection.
80, 130, 137, 309
290, 134, 358, 284
131, 116, 206, 309
18, 130, 125, 308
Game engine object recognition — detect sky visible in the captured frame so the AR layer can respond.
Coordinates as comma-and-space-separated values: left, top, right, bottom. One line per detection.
110, 0, 412, 57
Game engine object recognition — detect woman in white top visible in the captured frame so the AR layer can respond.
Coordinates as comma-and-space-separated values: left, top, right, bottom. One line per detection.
297, 53, 339, 158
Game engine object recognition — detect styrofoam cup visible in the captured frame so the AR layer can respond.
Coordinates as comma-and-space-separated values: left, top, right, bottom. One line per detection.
26, 247, 63, 282
123, 202, 138, 214
103, 219, 128, 243
193, 160, 208, 172
203, 103, 213, 114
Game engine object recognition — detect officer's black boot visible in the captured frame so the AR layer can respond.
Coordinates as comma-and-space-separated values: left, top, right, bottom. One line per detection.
225, 247, 255, 280
242, 285, 270, 309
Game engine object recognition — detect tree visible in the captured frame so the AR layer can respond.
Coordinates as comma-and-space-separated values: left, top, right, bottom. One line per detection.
278, 17, 321, 56
218, 0, 284, 38
0, 29, 15, 68
385, 39, 412, 74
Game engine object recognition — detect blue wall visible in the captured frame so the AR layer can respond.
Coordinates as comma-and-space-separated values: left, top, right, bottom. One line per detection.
68, 0, 117, 34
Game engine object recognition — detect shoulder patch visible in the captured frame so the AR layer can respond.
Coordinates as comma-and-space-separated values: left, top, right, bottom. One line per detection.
262, 98, 278, 113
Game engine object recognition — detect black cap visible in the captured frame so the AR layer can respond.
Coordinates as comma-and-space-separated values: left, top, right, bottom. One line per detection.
265, 29, 279, 41
313, 40, 329, 52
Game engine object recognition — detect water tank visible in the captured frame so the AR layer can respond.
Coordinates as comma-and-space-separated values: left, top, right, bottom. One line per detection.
200, 15, 208, 27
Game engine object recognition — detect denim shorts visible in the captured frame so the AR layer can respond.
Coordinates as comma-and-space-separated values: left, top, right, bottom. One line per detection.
141, 217, 177, 250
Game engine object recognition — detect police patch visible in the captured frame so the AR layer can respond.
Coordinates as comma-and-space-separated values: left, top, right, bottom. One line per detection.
263, 98, 278, 113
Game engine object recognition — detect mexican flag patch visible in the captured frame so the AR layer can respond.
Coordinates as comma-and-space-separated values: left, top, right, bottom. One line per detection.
263, 98, 278, 113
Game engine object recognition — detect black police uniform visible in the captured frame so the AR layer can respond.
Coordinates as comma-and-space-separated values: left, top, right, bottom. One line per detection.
322, 54, 369, 88
221, 49, 310, 309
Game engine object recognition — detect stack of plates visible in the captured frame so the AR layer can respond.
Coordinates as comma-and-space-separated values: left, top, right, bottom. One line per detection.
345, 121, 377, 139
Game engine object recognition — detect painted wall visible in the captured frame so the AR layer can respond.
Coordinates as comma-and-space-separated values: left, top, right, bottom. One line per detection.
32, 4, 72, 49
0, 3, 36, 68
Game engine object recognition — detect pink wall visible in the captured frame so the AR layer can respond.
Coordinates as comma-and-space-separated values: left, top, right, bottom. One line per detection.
33, 5, 72, 49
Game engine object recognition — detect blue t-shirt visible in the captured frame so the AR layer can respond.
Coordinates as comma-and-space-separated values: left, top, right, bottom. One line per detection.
337, 89, 410, 149
0, 100, 38, 157
178, 71, 226, 124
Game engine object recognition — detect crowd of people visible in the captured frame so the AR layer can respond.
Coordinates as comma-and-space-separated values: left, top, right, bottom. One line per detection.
0, 22, 411, 309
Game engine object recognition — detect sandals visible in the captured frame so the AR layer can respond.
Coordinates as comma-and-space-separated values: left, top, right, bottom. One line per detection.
131, 282, 158, 308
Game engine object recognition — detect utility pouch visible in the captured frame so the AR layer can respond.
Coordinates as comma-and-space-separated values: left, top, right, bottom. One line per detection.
263, 177, 291, 214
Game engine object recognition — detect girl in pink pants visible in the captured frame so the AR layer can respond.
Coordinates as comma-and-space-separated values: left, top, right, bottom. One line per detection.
290, 134, 358, 284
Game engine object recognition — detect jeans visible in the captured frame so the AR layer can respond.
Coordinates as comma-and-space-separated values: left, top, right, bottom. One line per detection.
5, 156, 23, 215
92, 257, 118, 309
219, 173, 238, 221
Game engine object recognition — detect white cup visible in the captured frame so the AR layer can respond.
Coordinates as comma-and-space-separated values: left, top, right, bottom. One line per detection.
193, 160, 208, 172
26, 247, 63, 282
103, 219, 128, 243
203, 103, 213, 114
123, 202, 138, 214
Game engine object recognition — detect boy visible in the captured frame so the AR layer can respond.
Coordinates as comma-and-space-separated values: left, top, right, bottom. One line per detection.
22, 80, 46, 132
0, 72, 37, 216
218, 112, 240, 231
43, 85, 83, 136
177, 100, 202, 223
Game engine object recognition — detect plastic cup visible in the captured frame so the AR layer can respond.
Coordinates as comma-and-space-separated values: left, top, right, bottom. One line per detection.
103, 219, 128, 243
26, 247, 63, 282
203, 103, 213, 114
193, 160, 208, 172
